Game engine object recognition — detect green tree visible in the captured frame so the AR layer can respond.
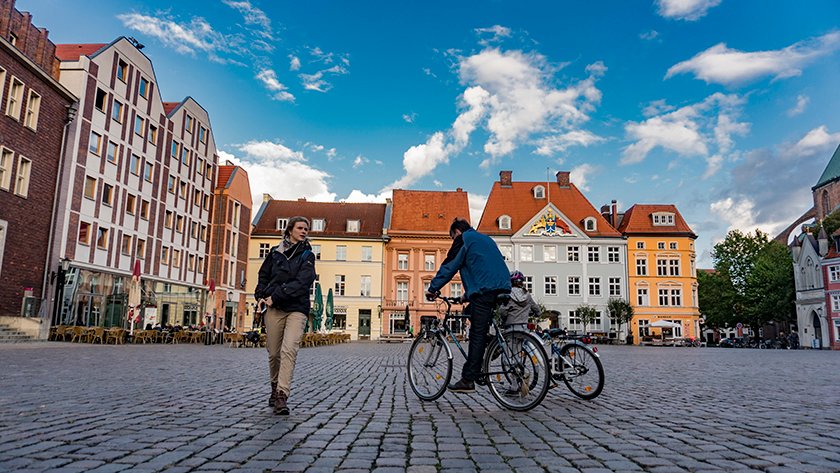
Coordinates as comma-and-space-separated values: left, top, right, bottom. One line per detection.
607, 298, 634, 344
811, 208, 840, 241
711, 229, 769, 296
744, 241, 795, 329
574, 304, 599, 334
697, 269, 737, 329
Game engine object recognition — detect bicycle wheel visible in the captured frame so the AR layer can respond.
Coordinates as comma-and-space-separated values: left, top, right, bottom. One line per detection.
407, 331, 452, 401
483, 331, 550, 411
558, 343, 604, 400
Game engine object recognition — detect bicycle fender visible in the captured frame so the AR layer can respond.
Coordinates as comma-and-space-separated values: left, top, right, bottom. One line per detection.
562, 340, 600, 358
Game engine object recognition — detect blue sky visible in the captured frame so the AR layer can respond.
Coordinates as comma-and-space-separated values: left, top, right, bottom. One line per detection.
22, 0, 840, 265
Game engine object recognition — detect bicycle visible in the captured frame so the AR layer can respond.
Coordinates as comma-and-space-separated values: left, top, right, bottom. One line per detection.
540, 328, 605, 400
407, 295, 551, 411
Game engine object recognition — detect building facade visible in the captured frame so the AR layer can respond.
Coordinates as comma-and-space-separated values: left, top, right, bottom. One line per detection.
248, 197, 386, 340
208, 164, 251, 331
382, 189, 471, 336
791, 233, 829, 349
0, 0, 76, 325
820, 233, 840, 350
477, 171, 628, 337
52, 37, 217, 328
617, 204, 700, 344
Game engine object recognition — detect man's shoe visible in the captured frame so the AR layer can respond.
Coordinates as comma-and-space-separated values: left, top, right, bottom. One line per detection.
274, 391, 290, 415
447, 378, 475, 393
268, 382, 277, 407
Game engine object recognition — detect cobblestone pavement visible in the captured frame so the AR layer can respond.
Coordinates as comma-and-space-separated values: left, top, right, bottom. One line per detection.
1, 341, 839, 473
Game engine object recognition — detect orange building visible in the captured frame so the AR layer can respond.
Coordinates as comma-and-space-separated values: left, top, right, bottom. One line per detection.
382, 189, 471, 335
208, 164, 252, 330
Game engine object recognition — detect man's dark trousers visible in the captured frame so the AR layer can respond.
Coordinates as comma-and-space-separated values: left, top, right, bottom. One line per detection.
462, 292, 497, 382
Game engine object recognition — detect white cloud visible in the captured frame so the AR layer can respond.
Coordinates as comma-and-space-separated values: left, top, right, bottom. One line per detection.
255, 69, 295, 102
781, 125, 840, 158
640, 30, 659, 41
352, 155, 369, 168
475, 25, 512, 45
570, 164, 597, 191
402, 113, 417, 123
655, 0, 721, 21
468, 193, 488, 227
787, 94, 810, 117
710, 197, 789, 236
237, 140, 305, 161
289, 55, 301, 71
666, 32, 840, 85
534, 130, 604, 156
222, 0, 272, 40
642, 99, 675, 118
344, 189, 391, 203
117, 13, 227, 59
622, 93, 748, 164
433, 180, 443, 188
300, 65, 348, 92
326, 148, 337, 158
702, 154, 723, 179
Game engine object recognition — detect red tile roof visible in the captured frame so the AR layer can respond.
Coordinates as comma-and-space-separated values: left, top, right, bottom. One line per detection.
55, 43, 107, 61
253, 200, 386, 238
477, 181, 620, 237
216, 166, 235, 189
389, 189, 470, 233
617, 204, 696, 237
163, 102, 180, 115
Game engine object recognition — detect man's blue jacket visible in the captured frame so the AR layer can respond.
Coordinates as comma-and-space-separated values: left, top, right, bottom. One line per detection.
429, 228, 511, 298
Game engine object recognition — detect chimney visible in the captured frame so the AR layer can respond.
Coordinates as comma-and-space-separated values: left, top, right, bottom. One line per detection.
298, 197, 307, 202
556, 171, 570, 188
600, 204, 611, 222
500, 170, 512, 187
456, 187, 463, 192
262, 193, 273, 203
611, 200, 618, 227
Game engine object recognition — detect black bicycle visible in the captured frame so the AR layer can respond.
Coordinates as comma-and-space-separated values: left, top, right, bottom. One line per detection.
407, 295, 551, 411
541, 328, 604, 400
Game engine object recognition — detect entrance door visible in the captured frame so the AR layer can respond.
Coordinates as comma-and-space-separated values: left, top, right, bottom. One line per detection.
225, 305, 235, 330
813, 311, 822, 348
160, 304, 170, 326
358, 309, 371, 337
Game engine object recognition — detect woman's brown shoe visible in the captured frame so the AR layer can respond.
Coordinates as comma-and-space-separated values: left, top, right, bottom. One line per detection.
274, 391, 289, 415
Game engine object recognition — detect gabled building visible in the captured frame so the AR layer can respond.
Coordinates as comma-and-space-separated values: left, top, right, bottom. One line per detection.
51, 37, 217, 328
208, 163, 251, 331
819, 230, 840, 350
248, 197, 386, 340
617, 204, 700, 344
478, 171, 628, 338
791, 232, 828, 349
383, 189, 470, 336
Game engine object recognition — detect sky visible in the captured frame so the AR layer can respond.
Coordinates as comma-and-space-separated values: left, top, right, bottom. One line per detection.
21, 0, 840, 266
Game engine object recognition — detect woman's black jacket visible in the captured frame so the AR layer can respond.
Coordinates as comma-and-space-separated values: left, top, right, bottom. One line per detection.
255, 240, 317, 315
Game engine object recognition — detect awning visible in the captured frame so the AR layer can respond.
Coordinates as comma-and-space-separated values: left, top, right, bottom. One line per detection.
650, 320, 681, 329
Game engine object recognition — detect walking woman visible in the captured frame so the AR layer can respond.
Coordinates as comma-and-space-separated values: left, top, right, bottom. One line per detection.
255, 216, 316, 415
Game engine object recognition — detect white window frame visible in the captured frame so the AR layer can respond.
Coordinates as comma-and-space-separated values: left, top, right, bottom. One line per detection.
0, 219, 7, 277
396, 281, 409, 302
0, 147, 13, 190
346, 220, 360, 232
259, 243, 270, 258
636, 257, 648, 276
584, 217, 596, 232
544, 276, 557, 296
360, 275, 372, 297
567, 246, 580, 262
398, 253, 409, 270
587, 246, 600, 263
588, 277, 601, 296
637, 287, 649, 306
499, 244, 513, 261
24, 90, 40, 130
13, 156, 30, 198
424, 254, 435, 271
829, 266, 840, 283
636, 241, 645, 249
609, 277, 621, 297
608, 246, 620, 263
276, 218, 288, 231
312, 219, 325, 231
6, 76, 24, 120
334, 275, 346, 296
543, 245, 557, 262
336, 245, 347, 261
533, 185, 545, 199
521, 245, 533, 262
568, 276, 580, 296
499, 215, 511, 230
362, 246, 372, 262
450, 282, 463, 298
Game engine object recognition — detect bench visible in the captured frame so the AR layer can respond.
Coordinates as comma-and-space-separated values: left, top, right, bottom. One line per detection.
378, 333, 412, 343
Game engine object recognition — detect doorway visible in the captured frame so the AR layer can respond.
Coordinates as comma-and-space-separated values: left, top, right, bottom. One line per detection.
358, 309, 371, 337
812, 311, 822, 348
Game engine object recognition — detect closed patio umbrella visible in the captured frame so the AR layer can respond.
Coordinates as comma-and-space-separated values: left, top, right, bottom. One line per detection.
311, 283, 324, 331
323, 288, 333, 333
127, 260, 142, 335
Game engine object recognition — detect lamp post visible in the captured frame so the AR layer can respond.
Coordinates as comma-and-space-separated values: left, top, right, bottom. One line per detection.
51, 258, 71, 326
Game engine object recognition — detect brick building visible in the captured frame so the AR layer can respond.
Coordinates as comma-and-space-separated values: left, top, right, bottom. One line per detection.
51, 37, 217, 328
0, 0, 76, 326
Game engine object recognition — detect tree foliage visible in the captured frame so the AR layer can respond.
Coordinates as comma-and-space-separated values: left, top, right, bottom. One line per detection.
744, 241, 795, 328
811, 208, 840, 241
697, 269, 736, 328
574, 304, 599, 333
607, 298, 634, 339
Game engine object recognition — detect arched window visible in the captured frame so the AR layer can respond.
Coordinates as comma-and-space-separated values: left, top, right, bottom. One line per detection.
823, 190, 830, 217
498, 215, 511, 230
584, 217, 596, 231
805, 258, 814, 288
533, 186, 545, 199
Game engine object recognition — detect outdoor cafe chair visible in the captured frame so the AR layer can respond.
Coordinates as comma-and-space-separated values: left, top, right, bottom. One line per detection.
70, 326, 87, 343
105, 328, 124, 344
88, 327, 105, 344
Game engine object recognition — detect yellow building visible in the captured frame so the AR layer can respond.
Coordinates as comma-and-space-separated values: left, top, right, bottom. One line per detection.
247, 196, 387, 340
618, 205, 700, 344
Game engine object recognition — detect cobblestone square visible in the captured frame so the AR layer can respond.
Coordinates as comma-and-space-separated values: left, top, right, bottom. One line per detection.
1, 342, 838, 472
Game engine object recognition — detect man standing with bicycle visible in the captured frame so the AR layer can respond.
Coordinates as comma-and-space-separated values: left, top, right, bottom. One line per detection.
426, 218, 510, 393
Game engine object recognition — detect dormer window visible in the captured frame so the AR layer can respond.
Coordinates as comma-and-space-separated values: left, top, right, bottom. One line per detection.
533, 185, 545, 199
652, 212, 675, 226
276, 218, 288, 231
346, 220, 360, 232
498, 215, 511, 230
584, 217, 596, 232
312, 219, 325, 232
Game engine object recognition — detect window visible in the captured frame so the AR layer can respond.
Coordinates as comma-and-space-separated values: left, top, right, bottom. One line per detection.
423, 281, 431, 294
161, 246, 170, 264
112, 100, 123, 122
424, 254, 435, 271
360, 276, 371, 297
636, 257, 647, 276
102, 183, 114, 206
584, 218, 596, 232
129, 154, 140, 175
588, 246, 600, 262
346, 220, 360, 232
199, 126, 207, 143
172, 250, 181, 268
126, 194, 136, 214
336, 245, 347, 261
499, 215, 511, 230
638, 319, 650, 338
830, 266, 840, 282
544, 276, 557, 296
179, 181, 187, 199
139, 77, 149, 98
0, 147, 12, 190
96, 227, 109, 249
167, 176, 176, 194
117, 60, 127, 82
258, 243, 271, 258
657, 242, 666, 250
533, 185, 545, 198
164, 211, 173, 229
397, 281, 409, 302
543, 245, 557, 262
89, 132, 102, 155
121, 235, 132, 255
830, 294, 840, 312
652, 212, 675, 226
521, 245, 533, 262
176, 216, 184, 232
668, 259, 680, 276
609, 277, 621, 296
196, 159, 203, 176
335, 275, 346, 296
78, 222, 91, 245
136, 239, 146, 258
200, 225, 207, 241
311, 244, 321, 260
312, 219, 325, 231
193, 190, 201, 207
140, 200, 149, 220
6, 77, 24, 119
149, 125, 157, 144
398, 253, 409, 270
834, 320, 840, 343
450, 282, 462, 298
185, 115, 193, 132
669, 242, 678, 250
170, 141, 179, 158
83, 176, 97, 200
637, 287, 649, 306
143, 163, 153, 182
134, 116, 144, 136
658, 289, 669, 306
362, 246, 372, 262
197, 257, 203, 273
274, 218, 288, 231
657, 259, 668, 276
567, 246, 580, 262
568, 311, 582, 330
670, 289, 682, 306
24, 90, 40, 130
499, 244, 512, 261
589, 277, 601, 296
608, 247, 620, 263
568, 276, 580, 296
107, 142, 118, 163
95, 88, 107, 111
636, 241, 645, 249
232, 203, 241, 226
180, 147, 189, 166
188, 255, 195, 271
524, 276, 533, 294
13, 156, 30, 197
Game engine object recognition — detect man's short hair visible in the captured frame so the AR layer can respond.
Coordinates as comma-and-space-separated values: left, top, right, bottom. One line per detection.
449, 218, 472, 237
